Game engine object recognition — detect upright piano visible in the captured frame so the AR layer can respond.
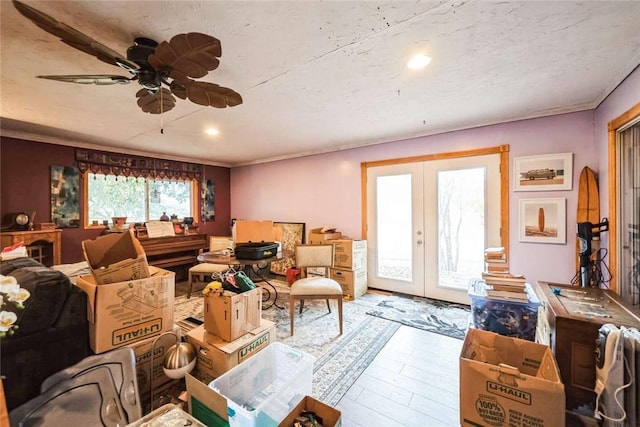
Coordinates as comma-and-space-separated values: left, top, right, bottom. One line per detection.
137, 233, 207, 269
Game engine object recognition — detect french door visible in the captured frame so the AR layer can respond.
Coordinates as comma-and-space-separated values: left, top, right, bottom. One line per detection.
365, 151, 504, 304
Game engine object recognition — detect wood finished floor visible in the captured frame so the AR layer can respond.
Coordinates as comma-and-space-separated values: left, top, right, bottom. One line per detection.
176, 279, 463, 426
336, 325, 463, 427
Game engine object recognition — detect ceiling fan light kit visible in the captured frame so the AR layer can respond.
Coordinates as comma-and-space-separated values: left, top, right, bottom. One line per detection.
13, 0, 242, 115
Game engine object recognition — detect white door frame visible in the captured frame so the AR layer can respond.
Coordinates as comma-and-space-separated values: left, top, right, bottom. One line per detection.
362, 145, 510, 302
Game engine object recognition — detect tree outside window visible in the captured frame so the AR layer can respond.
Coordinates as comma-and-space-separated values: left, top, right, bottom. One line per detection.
86, 173, 193, 225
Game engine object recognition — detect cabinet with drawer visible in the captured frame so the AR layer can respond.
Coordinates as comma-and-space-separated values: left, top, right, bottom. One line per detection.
535, 281, 640, 413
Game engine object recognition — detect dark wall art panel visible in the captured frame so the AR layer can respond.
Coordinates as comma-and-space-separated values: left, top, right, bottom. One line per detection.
50, 165, 80, 228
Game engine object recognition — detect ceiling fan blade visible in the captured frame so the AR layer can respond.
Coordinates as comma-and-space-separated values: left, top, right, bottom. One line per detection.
136, 88, 176, 114
148, 33, 221, 82
171, 81, 243, 108
38, 75, 133, 85
13, 1, 139, 74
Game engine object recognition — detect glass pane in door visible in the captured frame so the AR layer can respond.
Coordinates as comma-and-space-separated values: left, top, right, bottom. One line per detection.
619, 123, 640, 303
376, 174, 412, 282
437, 167, 486, 290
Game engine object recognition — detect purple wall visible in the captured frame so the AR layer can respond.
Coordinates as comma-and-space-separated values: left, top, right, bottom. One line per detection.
231, 66, 639, 288
594, 66, 640, 254
232, 112, 595, 286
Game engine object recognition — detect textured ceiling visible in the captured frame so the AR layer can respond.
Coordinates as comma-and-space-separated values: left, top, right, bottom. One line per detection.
1, 1, 639, 166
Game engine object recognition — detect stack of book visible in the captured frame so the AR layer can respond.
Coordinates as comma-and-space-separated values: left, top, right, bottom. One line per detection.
0, 242, 27, 261
484, 247, 509, 273
481, 271, 528, 301
481, 247, 528, 302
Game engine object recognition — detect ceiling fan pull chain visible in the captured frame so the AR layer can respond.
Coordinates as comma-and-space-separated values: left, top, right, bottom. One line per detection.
160, 88, 164, 134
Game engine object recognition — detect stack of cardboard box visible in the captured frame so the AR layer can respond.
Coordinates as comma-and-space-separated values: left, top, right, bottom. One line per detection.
184, 219, 279, 385
330, 239, 368, 300
305, 229, 369, 300
75, 232, 178, 407
186, 287, 276, 385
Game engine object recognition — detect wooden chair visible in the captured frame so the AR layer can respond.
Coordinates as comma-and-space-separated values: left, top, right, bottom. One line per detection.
289, 244, 343, 336
187, 236, 233, 298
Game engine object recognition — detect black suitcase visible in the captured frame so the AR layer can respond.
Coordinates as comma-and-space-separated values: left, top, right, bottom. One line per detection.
234, 242, 279, 260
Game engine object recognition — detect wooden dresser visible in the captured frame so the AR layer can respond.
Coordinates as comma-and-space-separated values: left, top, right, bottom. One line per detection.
0, 229, 62, 266
535, 281, 640, 412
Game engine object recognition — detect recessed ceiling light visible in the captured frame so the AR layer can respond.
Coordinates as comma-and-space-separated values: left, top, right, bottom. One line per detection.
205, 128, 219, 136
407, 54, 431, 70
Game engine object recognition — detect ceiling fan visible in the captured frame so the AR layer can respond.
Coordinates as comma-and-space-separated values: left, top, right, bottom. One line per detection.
12, 0, 242, 114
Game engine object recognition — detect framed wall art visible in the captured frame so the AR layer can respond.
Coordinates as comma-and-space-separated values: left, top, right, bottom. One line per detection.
513, 152, 573, 191
201, 179, 215, 221
518, 198, 566, 244
270, 221, 306, 276
51, 165, 81, 228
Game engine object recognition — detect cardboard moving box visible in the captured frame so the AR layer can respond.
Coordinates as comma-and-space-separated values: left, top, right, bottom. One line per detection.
332, 239, 367, 269
128, 326, 181, 401
278, 396, 342, 427
187, 319, 276, 384
186, 374, 230, 427
329, 267, 367, 300
308, 232, 342, 244
82, 232, 150, 285
460, 328, 565, 427
76, 267, 175, 353
233, 220, 276, 243
204, 288, 262, 342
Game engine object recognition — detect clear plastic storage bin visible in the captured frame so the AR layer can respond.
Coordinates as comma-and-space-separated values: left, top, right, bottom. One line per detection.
468, 279, 540, 341
209, 342, 315, 427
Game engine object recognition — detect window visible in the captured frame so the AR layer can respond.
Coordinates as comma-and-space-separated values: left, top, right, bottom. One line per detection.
615, 117, 640, 304
85, 173, 197, 226
608, 102, 640, 304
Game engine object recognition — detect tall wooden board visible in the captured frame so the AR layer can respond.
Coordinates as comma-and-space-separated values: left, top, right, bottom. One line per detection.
576, 166, 600, 276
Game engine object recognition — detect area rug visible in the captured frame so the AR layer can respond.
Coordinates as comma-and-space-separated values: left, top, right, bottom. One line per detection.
173, 281, 401, 406
365, 294, 471, 340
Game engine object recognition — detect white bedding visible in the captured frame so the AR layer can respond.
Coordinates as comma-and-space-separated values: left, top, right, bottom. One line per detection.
52, 261, 91, 284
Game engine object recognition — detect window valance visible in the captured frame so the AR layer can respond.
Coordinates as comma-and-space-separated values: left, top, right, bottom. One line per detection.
75, 148, 202, 181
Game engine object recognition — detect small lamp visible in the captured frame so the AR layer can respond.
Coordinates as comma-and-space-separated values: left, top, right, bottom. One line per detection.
150, 331, 196, 411
163, 340, 196, 379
